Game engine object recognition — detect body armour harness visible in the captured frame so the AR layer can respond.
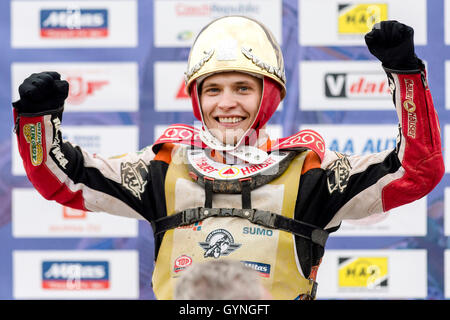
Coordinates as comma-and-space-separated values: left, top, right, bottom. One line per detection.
153, 149, 329, 249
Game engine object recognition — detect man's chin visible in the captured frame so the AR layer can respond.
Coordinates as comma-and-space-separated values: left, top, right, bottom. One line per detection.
214, 133, 240, 146
208, 128, 246, 146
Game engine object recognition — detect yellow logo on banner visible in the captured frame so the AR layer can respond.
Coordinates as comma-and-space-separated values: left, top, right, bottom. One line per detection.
338, 257, 388, 289
338, 4, 388, 35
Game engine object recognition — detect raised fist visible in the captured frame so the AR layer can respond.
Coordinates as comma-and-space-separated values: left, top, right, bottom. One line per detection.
13, 71, 69, 113
365, 20, 421, 71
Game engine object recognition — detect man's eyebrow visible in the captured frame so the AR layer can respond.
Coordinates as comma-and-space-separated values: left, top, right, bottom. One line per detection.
202, 82, 219, 87
202, 79, 256, 87
234, 80, 253, 85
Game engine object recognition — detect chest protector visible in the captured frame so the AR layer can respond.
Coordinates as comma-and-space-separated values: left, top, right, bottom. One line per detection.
151, 146, 325, 300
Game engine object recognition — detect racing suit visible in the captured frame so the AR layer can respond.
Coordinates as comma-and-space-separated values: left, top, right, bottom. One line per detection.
13, 66, 444, 299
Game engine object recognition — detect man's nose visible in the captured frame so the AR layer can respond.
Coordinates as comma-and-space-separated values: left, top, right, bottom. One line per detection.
217, 89, 237, 109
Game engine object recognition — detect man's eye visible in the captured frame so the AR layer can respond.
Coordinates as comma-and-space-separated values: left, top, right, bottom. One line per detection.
238, 86, 250, 92
204, 87, 219, 94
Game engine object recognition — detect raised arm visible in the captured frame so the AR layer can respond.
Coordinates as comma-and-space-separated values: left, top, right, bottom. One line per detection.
13, 72, 154, 220
318, 21, 444, 228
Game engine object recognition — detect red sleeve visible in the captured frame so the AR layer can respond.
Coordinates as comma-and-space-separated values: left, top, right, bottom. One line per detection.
14, 109, 87, 210
382, 69, 444, 211
13, 108, 151, 219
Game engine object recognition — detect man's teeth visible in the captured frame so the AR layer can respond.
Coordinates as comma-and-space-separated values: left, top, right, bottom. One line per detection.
218, 117, 244, 123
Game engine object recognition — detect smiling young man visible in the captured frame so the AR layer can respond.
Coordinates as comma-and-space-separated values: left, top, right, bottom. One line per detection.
199, 72, 262, 146
12, 16, 444, 300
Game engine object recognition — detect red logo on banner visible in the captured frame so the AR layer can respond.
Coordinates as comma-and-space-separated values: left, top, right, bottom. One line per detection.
63, 206, 87, 219
176, 79, 189, 99
66, 76, 109, 105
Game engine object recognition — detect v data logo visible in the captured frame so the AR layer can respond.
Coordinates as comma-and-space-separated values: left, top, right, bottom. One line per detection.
324, 72, 390, 99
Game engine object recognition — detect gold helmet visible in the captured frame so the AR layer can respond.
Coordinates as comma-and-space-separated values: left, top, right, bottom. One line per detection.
185, 15, 286, 100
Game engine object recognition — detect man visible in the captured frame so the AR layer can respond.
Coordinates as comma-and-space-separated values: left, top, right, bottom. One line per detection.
174, 259, 273, 300
12, 16, 443, 300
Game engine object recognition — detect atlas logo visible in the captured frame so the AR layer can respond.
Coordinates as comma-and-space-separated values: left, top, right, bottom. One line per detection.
42, 261, 109, 290
241, 261, 271, 278
40, 9, 108, 38
325, 73, 390, 99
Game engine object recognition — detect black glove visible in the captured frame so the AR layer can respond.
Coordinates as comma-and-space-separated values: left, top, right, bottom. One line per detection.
13, 71, 69, 114
365, 20, 421, 71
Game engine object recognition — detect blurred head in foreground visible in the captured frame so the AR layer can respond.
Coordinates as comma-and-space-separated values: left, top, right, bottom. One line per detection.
174, 259, 273, 300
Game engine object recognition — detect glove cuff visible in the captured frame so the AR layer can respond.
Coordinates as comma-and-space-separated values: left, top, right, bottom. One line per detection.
382, 58, 425, 75
12, 101, 64, 117
12, 100, 22, 111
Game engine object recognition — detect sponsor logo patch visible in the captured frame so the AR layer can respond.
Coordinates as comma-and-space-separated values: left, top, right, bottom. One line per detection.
327, 154, 351, 194
199, 229, 241, 259
51, 117, 69, 169
23, 122, 43, 166
120, 160, 148, 200
403, 79, 417, 138
177, 221, 203, 231
243, 226, 273, 237
218, 166, 240, 178
173, 255, 193, 273
241, 260, 271, 278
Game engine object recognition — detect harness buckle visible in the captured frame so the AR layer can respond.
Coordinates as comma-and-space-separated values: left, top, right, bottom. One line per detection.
250, 210, 277, 228
295, 279, 318, 300
181, 208, 200, 226
308, 279, 318, 299
200, 207, 220, 218
311, 229, 329, 247
220, 208, 234, 217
